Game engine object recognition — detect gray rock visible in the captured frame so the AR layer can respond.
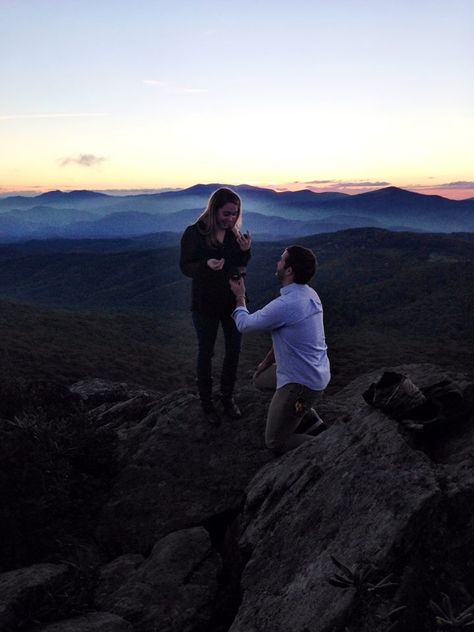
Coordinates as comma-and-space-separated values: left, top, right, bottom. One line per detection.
96, 385, 272, 553
228, 364, 473, 632
34, 612, 132, 631
94, 554, 145, 607
92, 395, 161, 437
69, 378, 160, 407
77, 364, 473, 631
94, 526, 222, 632
0, 563, 70, 630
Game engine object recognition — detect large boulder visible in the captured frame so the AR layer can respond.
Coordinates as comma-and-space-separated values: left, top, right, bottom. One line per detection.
34, 613, 132, 632
0, 563, 71, 630
94, 527, 221, 632
66, 364, 472, 632
229, 364, 474, 632
95, 385, 272, 554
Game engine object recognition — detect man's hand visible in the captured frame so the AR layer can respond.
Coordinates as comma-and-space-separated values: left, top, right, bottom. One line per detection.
229, 276, 246, 306
207, 258, 225, 271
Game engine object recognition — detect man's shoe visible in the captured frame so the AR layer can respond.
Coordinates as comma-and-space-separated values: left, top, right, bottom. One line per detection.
296, 408, 327, 436
201, 403, 221, 426
221, 397, 242, 419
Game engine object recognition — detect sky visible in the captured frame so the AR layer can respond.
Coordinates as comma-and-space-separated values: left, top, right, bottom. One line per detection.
1, 0, 473, 199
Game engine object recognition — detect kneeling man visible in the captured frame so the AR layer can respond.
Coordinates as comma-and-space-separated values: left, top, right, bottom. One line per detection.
229, 245, 330, 454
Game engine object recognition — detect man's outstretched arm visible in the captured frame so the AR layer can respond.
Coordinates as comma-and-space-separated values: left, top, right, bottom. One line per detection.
229, 277, 287, 333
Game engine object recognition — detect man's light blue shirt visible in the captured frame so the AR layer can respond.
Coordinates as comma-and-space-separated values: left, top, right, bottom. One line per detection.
233, 283, 330, 391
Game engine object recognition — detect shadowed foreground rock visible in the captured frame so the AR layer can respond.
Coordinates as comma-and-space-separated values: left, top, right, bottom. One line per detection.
95, 386, 272, 554
94, 527, 221, 632
229, 364, 474, 632
230, 398, 437, 630
0, 564, 71, 631
1, 365, 472, 631
34, 613, 132, 632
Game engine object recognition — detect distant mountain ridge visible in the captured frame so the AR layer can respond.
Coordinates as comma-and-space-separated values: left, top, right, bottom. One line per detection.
36, 189, 112, 201
0, 185, 473, 240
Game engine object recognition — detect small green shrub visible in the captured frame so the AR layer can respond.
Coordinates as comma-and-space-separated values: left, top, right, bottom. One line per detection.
329, 556, 405, 632
430, 593, 474, 629
329, 555, 397, 594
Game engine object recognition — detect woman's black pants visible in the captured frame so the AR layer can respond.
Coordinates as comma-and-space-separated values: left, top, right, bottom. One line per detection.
192, 311, 242, 405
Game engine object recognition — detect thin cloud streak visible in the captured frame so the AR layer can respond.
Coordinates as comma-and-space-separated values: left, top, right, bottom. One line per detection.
405, 181, 474, 199
143, 79, 207, 94
0, 113, 108, 121
143, 79, 167, 87
290, 179, 391, 187
276, 179, 392, 192
298, 180, 333, 185
442, 181, 474, 189
407, 181, 474, 191
335, 181, 391, 187
179, 88, 208, 94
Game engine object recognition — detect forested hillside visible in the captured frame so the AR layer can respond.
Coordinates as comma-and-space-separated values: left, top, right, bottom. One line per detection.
0, 228, 472, 392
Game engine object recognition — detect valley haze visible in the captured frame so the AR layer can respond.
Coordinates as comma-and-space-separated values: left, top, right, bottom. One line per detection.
1, 184, 474, 242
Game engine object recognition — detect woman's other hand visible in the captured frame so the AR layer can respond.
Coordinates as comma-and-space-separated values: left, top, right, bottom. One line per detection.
207, 258, 225, 271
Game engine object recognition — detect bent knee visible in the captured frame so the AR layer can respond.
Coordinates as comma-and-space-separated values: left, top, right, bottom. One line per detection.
253, 364, 276, 391
265, 435, 285, 454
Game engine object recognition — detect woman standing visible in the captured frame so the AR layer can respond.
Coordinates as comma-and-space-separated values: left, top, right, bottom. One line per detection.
180, 187, 252, 424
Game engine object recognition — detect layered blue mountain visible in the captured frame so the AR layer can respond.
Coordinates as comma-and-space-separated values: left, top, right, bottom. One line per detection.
1, 185, 473, 241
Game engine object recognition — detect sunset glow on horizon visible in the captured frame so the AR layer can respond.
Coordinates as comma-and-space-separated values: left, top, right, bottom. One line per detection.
1, 0, 473, 201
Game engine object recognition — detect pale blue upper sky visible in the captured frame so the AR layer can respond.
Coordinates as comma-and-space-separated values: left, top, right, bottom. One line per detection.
1, 0, 473, 197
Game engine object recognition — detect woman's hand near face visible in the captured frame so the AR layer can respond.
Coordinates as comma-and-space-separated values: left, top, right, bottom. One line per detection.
207, 258, 225, 271
236, 230, 252, 251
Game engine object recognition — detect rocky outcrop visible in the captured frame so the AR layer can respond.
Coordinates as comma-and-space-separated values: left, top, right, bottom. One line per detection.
230, 396, 437, 630
34, 613, 133, 632
2, 364, 472, 631
70, 378, 161, 408
229, 364, 474, 632
0, 564, 71, 631
94, 527, 221, 632
85, 364, 473, 632
95, 386, 272, 554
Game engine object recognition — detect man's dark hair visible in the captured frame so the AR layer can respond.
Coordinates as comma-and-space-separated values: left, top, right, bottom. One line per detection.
285, 245, 317, 284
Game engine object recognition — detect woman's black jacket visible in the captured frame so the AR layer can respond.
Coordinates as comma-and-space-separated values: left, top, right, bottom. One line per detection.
179, 222, 251, 317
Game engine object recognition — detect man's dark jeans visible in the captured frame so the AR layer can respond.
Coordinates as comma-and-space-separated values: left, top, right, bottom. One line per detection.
192, 311, 242, 405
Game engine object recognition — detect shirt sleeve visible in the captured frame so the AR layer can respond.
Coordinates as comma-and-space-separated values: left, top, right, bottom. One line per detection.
237, 247, 251, 267
232, 297, 287, 333
179, 226, 207, 279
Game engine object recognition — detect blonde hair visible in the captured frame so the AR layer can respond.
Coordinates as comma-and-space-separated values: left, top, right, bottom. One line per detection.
197, 187, 242, 246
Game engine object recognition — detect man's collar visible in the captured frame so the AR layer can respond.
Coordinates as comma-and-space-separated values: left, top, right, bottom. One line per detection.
280, 283, 298, 295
